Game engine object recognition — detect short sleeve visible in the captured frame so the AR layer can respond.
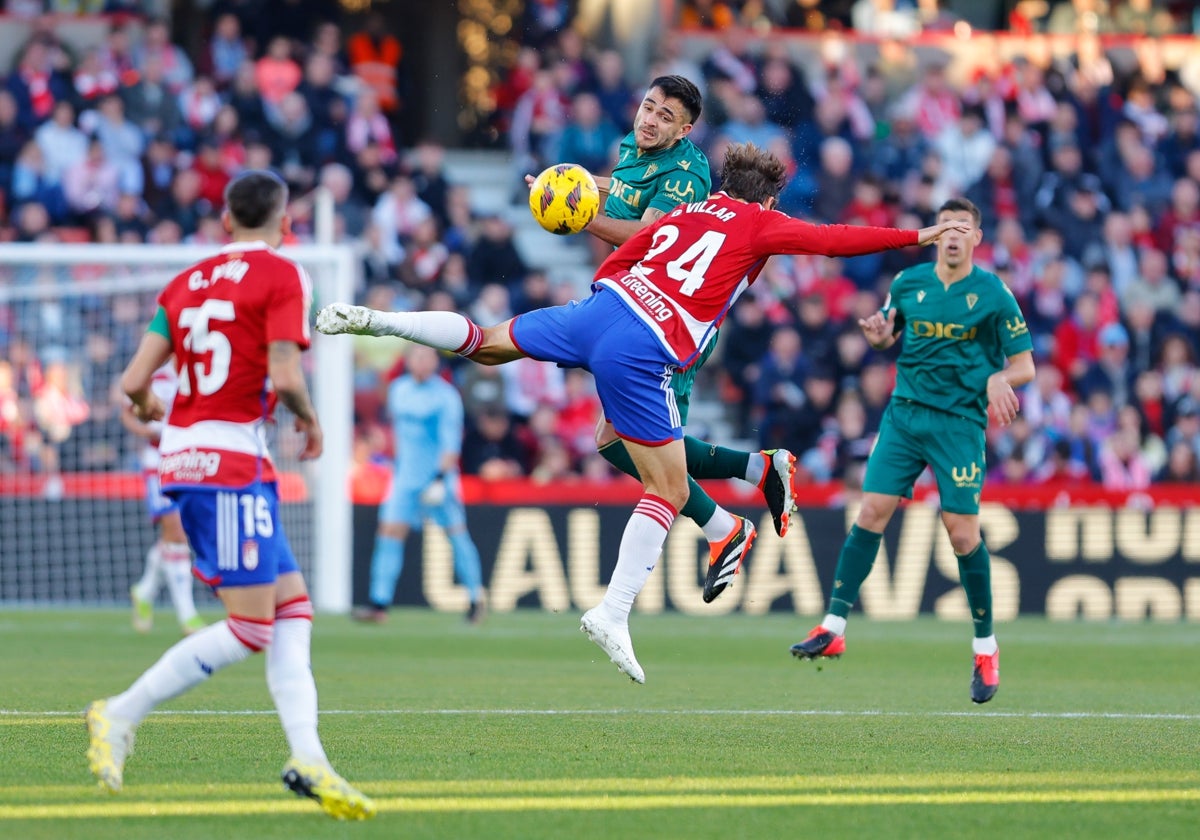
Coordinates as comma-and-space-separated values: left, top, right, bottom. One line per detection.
265, 260, 312, 350
146, 305, 170, 339
997, 287, 1033, 357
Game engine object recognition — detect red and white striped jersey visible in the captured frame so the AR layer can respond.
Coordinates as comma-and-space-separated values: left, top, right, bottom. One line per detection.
156, 241, 312, 489
594, 193, 919, 367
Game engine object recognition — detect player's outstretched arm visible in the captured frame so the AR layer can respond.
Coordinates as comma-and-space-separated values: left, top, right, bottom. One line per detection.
987, 350, 1035, 427
121, 332, 172, 422
757, 216, 972, 259
269, 340, 323, 460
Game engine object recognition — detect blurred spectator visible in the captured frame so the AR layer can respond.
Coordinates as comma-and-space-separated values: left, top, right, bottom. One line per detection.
679, 0, 737, 29
752, 326, 810, 449
33, 100, 87, 185
132, 19, 194, 94
62, 137, 120, 221
206, 13, 249, 89
1078, 322, 1137, 405
461, 406, 528, 479
266, 92, 320, 190
554, 92, 620, 177
588, 49, 634, 131
73, 47, 120, 107
121, 53, 182, 142
255, 35, 303, 109
347, 13, 404, 120
86, 94, 144, 194
7, 40, 72, 132
371, 174, 432, 264
468, 214, 528, 289
345, 89, 396, 164
811, 136, 855, 223
1098, 425, 1152, 489
10, 140, 69, 223
409, 141, 452, 228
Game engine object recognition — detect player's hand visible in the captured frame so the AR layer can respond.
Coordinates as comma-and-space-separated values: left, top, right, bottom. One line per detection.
523, 173, 536, 192
987, 375, 1021, 427
295, 416, 324, 460
916, 220, 973, 246
131, 394, 166, 423
858, 308, 897, 348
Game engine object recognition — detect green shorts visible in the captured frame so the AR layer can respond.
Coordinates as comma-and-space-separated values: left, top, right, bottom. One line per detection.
670, 338, 716, 427
862, 399, 987, 515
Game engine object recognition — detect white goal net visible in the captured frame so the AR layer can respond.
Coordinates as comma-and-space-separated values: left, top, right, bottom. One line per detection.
0, 243, 357, 613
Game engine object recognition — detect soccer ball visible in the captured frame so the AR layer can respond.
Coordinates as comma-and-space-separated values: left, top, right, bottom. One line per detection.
528, 163, 600, 235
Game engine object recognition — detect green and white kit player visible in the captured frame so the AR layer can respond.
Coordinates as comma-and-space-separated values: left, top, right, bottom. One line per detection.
791, 197, 1035, 704
553, 75, 798, 601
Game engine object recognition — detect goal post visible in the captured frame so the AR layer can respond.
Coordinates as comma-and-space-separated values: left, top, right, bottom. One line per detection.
0, 243, 357, 613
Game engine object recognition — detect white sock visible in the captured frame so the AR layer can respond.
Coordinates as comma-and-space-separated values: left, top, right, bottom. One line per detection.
600, 495, 676, 622
106, 621, 254, 725
746, 452, 767, 486
267, 618, 328, 765
700, 507, 737, 543
160, 542, 198, 624
373, 310, 483, 355
133, 543, 162, 603
822, 614, 847, 636
972, 635, 998, 655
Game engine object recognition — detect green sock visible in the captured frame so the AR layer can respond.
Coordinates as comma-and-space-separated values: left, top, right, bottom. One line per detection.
829, 525, 883, 619
599, 439, 717, 526
684, 436, 754, 481
957, 540, 993, 638
678, 475, 717, 526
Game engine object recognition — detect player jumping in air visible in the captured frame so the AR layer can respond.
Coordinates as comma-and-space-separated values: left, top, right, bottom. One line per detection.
790, 197, 1035, 704
86, 170, 375, 819
533, 75, 796, 603
320, 143, 969, 683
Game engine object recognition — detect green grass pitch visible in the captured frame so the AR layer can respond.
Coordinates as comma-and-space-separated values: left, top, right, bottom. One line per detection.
1, 609, 1197, 838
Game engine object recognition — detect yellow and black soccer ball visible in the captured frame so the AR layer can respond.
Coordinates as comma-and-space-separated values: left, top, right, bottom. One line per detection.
528, 163, 600, 235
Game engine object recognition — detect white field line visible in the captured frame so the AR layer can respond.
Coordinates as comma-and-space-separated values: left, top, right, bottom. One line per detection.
2, 708, 1199, 721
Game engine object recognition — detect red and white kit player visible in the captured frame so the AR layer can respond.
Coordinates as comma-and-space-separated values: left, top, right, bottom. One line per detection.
88, 170, 374, 819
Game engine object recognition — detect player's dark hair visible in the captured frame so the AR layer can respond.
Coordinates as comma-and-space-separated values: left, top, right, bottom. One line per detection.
720, 143, 787, 205
648, 75, 702, 124
224, 169, 288, 230
938, 197, 982, 228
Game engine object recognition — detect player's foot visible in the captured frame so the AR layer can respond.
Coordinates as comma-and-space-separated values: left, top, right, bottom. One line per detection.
130, 586, 152, 633
971, 649, 1000, 704
703, 515, 756, 604
281, 758, 376, 820
85, 700, 135, 793
466, 599, 487, 625
790, 625, 846, 660
580, 607, 644, 684
760, 449, 797, 537
316, 303, 383, 336
350, 606, 388, 624
180, 615, 206, 635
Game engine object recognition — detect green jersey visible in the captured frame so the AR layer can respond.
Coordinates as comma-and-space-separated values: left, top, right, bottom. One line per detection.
885, 263, 1033, 427
602, 133, 712, 411
604, 133, 711, 221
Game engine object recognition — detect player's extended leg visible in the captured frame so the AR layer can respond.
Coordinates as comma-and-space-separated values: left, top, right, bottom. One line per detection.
87, 582, 275, 793
943, 511, 999, 704
790, 492, 900, 661
270, 571, 376, 819
315, 303, 526, 365
157, 512, 204, 635
595, 418, 755, 603
581, 437, 689, 684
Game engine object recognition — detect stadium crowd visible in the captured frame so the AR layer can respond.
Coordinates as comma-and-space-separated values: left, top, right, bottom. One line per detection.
1, 0, 1199, 494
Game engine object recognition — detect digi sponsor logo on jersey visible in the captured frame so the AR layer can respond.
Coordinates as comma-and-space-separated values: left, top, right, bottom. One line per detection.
910, 320, 978, 341
187, 259, 250, 290
160, 448, 222, 481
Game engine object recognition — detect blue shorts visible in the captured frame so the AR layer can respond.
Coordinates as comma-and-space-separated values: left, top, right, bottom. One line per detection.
510, 290, 681, 445
144, 472, 179, 522
379, 476, 467, 530
169, 482, 299, 588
